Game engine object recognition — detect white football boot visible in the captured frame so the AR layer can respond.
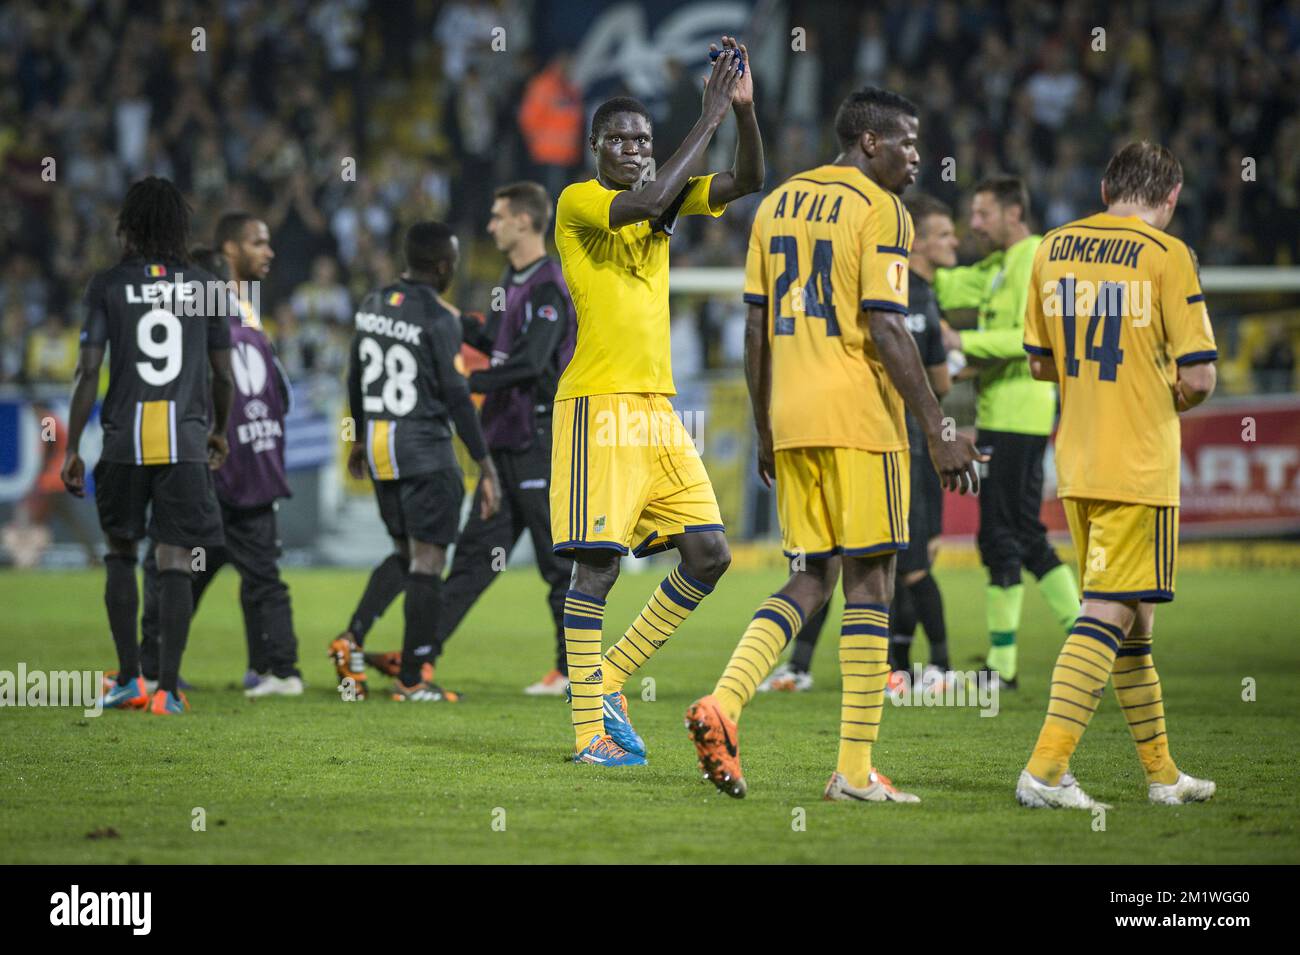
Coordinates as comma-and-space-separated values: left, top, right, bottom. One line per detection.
758, 663, 813, 693
824, 770, 921, 803
1016, 770, 1110, 810
244, 675, 304, 698
1148, 771, 1216, 805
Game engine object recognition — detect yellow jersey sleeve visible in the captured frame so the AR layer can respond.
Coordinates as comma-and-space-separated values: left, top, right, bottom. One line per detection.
859, 194, 913, 314
677, 174, 726, 218
743, 212, 768, 305
1163, 244, 1218, 365
557, 179, 619, 234
1023, 245, 1052, 357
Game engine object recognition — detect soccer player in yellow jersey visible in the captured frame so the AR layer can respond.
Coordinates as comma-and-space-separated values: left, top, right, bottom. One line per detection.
550, 38, 764, 766
685, 88, 983, 800
1016, 142, 1218, 809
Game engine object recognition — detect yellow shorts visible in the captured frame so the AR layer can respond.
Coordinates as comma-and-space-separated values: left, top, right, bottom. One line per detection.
550, 394, 723, 557
775, 447, 909, 559
1064, 497, 1178, 603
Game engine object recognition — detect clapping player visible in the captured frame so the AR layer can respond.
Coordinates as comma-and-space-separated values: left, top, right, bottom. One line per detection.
551, 37, 764, 766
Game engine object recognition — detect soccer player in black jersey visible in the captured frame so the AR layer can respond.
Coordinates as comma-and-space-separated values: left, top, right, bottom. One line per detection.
62, 177, 235, 715
342, 221, 501, 701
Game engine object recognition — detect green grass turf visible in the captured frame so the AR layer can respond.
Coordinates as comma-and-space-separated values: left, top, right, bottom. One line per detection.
0, 564, 1296, 864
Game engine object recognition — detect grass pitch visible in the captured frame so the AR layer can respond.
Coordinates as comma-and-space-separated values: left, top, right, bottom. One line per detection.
1, 563, 1296, 864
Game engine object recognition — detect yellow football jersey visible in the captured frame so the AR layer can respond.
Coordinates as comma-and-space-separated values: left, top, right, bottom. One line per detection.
1024, 212, 1218, 507
744, 164, 913, 452
554, 175, 724, 401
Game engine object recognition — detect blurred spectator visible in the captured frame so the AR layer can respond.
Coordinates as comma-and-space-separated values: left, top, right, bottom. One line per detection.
292, 255, 352, 329
519, 51, 583, 197
0, 0, 1295, 398
1252, 320, 1296, 394
23, 314, 77, 382
1, 304, 26, 382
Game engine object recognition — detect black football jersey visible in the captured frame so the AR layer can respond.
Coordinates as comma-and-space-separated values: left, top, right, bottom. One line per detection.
348, 279, 466, 479
81, 258, 231, 465
904, 272, 948, 453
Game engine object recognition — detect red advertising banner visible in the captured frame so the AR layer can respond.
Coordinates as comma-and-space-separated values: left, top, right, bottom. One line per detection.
940, 395, 1300, 540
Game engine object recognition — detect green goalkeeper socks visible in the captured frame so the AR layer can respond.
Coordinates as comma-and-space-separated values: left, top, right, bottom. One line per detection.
986, 584, 1024, 678
1037, 564, 1081, 632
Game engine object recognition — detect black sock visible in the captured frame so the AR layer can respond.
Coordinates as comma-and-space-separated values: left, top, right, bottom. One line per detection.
909, 573, 949, 670
157, 569, 195, 695
105, 554, 140, 685
791, 601, 828, 673
889, 579, 917, 671
350, 553, 407, 646
400, 572, 440, 686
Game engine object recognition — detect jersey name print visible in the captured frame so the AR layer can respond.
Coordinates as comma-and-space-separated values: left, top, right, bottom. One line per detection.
743, 164, 914, 453
349, 279, 466, 479
1024, 212, 1218, 506
80, 259, 230, 465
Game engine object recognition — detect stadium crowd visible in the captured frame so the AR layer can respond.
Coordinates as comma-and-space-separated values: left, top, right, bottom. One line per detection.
2, 0, 1298, 387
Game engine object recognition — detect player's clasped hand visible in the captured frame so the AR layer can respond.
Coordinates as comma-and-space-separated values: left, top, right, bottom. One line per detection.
347, 442, 368, 480
709, 36, 752, 106
478, 466, 502, 520
207, 432, 229, 471
700, 43, 741, 123
61, 451, 85, 497
930, 432, 988, 496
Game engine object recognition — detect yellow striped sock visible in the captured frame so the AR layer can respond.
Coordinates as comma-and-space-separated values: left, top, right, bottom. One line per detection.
1112, 631, 1179, 785
603, 566, 711, 695
837, 603, 891, 788
564, 589, 606, 753
1026, 615, 1122, 785
714, 593, 804, 723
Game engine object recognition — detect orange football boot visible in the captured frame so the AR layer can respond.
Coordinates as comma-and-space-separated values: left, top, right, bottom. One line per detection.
684, 694, 747, 798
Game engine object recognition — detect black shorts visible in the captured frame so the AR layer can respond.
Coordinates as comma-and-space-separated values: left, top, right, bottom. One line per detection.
896, 451, 943, 575
93, 460, 224, 548
373, 468, 464, 546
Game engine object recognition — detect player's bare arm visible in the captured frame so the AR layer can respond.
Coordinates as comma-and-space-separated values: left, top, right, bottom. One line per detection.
868, 308, 986, 494
604, 46, 741, 229
61, 344, 105, 497
706, 37, 764, 206
743, 302, 775, 487
1175, 359, 1217, 411
208, 346, 234, 470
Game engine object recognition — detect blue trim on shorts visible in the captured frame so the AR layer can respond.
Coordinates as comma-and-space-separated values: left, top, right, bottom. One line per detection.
553, 539, 629, 556
1083, 588, 1174, 604
631, 523, 726, 559
782, 541, 907, 560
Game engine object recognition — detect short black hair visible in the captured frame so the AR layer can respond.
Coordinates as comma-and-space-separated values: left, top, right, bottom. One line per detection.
974, 175, 1030, 221
494, 181, 553, 233
904, 193, 952, 235
117, 176, 192, 262
834, 87, 919, 149
591, 96, 651, 140
215, 212, 259, 251
404, 220, 457, 273
189, 246, 229, 280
